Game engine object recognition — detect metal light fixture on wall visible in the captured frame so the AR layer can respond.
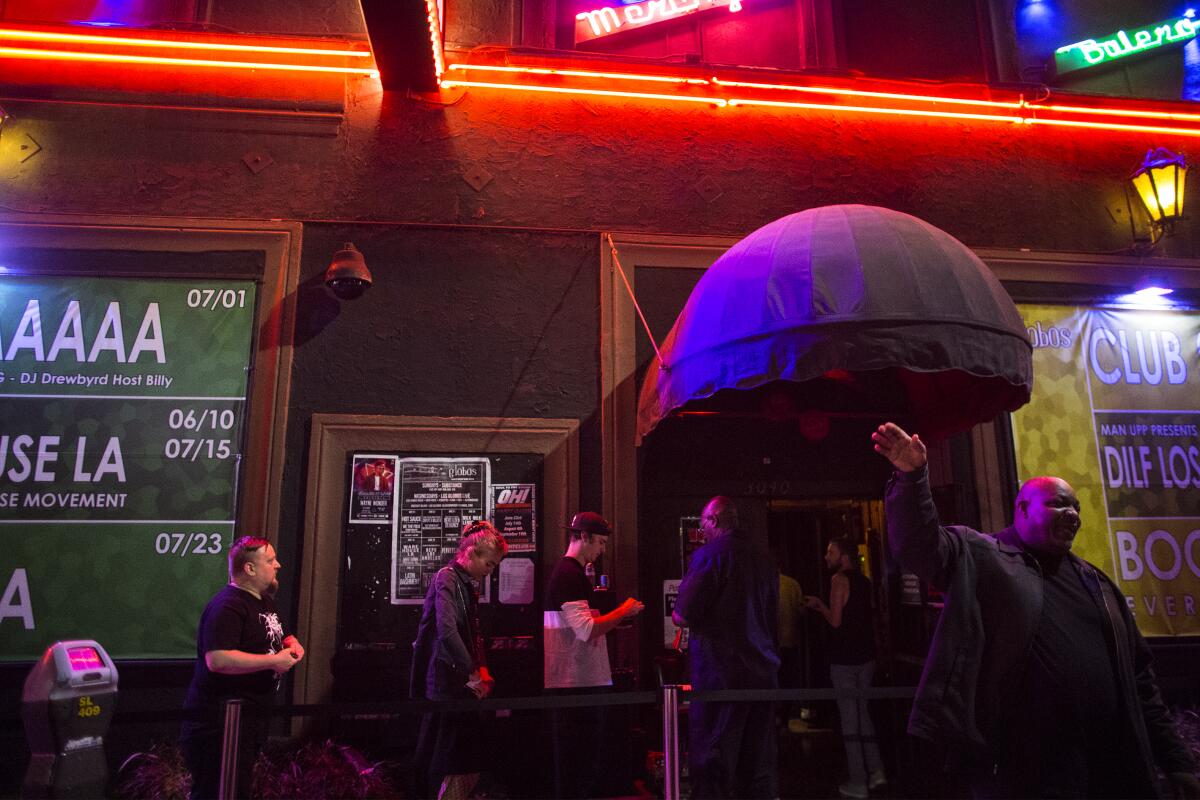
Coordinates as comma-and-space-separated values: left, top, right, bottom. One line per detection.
1130, 147, 1187, 244
324, 242, 373, 299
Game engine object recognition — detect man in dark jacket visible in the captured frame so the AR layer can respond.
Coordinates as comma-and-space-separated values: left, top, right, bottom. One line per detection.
673, 496, 780, 799
873, 422, 1198, 799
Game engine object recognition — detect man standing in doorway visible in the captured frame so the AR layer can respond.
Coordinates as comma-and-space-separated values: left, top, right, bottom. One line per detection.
544, 512, 645, 798
873, 421, 1198, 798
673, 496, 780, 799
805, 537, 886, 798
181, 537, 305, 800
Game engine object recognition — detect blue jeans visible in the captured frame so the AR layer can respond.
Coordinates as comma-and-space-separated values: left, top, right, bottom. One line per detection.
830, 661, 883, 787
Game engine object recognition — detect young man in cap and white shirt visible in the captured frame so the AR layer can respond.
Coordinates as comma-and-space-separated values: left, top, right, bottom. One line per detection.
544, 511, 645, 798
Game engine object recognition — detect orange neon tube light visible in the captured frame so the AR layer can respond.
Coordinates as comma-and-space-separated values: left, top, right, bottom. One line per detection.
728, 97, 1026, 124
713, 77, 1024, 110
1027, 116, 1200, 138
0, 27, 371, 57
0, 45, 378, 74
442, 60, 1200, 135
426, 0, 445, 79
447, 62, 709, 85
1030, 102, 1200, 122
439, 78, 724, 105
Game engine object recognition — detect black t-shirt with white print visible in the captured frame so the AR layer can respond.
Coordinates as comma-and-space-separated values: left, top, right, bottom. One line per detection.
184, 584, 286, 712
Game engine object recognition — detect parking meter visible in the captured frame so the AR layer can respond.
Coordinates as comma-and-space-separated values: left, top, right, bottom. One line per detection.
22, 640, 119, 798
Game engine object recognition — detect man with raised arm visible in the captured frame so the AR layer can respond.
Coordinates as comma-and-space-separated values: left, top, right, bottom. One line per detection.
181, 536, 304, 800
873, 422, 1197, 799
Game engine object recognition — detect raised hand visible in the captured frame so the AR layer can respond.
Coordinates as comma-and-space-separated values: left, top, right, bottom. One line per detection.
872, 422, 927, 473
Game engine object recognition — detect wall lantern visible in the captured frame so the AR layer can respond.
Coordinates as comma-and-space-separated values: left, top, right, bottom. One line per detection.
324, 242, 373, 299
1130, 147, 1187, 240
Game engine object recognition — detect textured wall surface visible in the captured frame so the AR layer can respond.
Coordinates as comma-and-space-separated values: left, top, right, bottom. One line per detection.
275, 224, 603, 595
3, 76, 1193, 255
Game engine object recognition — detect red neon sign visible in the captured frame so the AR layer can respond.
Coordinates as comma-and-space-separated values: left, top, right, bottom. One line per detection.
0, 25, 376, 77
441, 61, 1200, 138
575, 0, 742, 44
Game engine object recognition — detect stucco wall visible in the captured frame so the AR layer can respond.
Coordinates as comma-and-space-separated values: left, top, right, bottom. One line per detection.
3, 76, 1194, 255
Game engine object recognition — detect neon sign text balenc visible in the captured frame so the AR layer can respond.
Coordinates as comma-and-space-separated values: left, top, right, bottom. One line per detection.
1054, 16, 1198, 76
575, 0, 741, 44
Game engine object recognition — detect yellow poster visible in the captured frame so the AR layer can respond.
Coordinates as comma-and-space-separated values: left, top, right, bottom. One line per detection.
1013, 305, 1200, 637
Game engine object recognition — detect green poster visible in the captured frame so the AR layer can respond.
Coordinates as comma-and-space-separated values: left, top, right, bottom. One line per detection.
1013, 305, 1200, 637
0, 277, 256, 659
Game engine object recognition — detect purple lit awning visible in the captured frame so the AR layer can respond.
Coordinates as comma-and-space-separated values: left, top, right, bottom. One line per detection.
636, 205, 1033, 442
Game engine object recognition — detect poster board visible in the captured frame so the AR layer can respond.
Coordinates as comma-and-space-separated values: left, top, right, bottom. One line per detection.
392, 457, 491, 604
1012, 304, 1200, 636
0, 276, 256, 659
338, 452, 544, 641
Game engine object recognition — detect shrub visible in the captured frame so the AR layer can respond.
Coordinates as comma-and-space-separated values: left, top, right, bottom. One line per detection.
253, 739, 400, 799
116, 738, 399, 799
116, 742, 191, 800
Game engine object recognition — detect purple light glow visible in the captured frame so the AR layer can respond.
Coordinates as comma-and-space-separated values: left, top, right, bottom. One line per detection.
1133, 286, 1173, 297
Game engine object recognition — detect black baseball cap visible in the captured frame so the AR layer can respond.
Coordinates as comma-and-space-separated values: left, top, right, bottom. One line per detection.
566, 511, 613, 537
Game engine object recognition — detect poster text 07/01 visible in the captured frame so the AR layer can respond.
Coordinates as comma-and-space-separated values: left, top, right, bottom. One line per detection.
1013, 305, 1200, 636
0, 277, 256, 660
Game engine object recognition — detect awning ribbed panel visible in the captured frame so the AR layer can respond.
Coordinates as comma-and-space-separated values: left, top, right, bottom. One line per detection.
636, 205, 1033, 442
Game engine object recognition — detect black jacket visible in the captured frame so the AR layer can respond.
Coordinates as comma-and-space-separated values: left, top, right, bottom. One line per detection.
410, 563, 482, 701
886, 467, 1194, 791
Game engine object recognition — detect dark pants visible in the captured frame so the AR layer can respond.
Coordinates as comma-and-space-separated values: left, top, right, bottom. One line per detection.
548, 686, 610, 799
688, 700, 776, 800
180, 714, 264, 800
411, 689, 485, 799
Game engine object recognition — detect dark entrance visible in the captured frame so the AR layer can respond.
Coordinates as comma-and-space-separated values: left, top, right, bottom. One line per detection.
637, 406, 901, 795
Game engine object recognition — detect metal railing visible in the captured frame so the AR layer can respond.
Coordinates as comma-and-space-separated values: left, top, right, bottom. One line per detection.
210, 685, 916, 800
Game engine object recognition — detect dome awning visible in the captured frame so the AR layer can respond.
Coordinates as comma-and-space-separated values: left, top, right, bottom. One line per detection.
636, 205, 1033, 442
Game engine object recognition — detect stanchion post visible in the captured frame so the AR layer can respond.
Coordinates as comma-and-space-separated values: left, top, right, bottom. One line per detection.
218, 698, 243, 800
662, 685, 681, 800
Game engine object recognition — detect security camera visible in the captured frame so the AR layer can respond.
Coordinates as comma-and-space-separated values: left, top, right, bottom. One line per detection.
325, 243, 373, 299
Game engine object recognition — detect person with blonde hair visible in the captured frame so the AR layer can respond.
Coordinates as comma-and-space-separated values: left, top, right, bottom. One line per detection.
411, 521, 508, 800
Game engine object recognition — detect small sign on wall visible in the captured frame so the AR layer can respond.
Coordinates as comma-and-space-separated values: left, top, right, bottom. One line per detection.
349, 454, 397, 524
493, 483, 536, 553
663, 579, 689, 649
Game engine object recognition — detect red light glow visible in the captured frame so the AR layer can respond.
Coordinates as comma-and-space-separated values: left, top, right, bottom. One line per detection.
0, 25, 376, 77
713, 77, 1024, 111
0, 27, 371, 57
1027, 116, 1200, 138
726, 96, 1025, 125
0, 44, 377, 75
441, 60, 1200, 138
439, 77, 726, 106
447, 63, 707, 85
67, 647, 103, 671
426, 0, 446, 79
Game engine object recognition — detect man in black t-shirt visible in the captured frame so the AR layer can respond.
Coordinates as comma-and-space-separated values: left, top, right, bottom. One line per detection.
543, 512, 644, 798
181, 536, 305, 800
805, 538, 885, 798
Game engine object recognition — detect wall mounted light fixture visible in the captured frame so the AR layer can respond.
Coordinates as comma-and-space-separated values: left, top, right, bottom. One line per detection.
1130, 147, 1188, 243
325, 243, 373, 299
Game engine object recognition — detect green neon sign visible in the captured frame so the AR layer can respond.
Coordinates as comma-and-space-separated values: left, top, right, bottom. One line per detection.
1054, 16, 1198, 76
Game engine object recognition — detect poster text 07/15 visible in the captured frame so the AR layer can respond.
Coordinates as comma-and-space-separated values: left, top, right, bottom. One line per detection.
0, 278, 256, 660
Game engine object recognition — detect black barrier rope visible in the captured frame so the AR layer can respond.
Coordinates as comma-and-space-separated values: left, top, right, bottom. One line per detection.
106, 685, 917, 725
